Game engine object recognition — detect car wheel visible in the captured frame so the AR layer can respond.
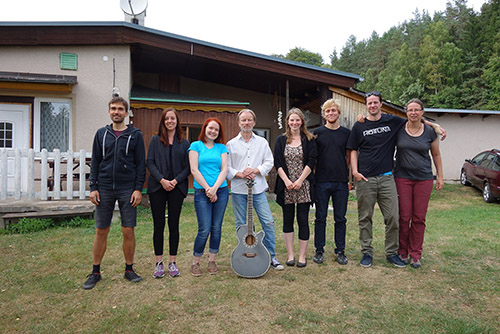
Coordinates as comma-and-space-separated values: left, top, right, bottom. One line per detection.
460, 169, 471, 186
483, 182, 494, 203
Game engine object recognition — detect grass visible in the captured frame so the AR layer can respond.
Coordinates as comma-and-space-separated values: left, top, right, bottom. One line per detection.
0, 184, 499, 333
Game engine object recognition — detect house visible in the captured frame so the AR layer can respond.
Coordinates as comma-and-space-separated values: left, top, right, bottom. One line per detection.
3, 21, 491, 196
423, 108, 500, 180
0, 21, 363, 196
0, 21, 362, 155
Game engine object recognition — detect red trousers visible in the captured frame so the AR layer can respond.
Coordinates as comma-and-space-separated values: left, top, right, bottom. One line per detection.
395, 177, 433, 260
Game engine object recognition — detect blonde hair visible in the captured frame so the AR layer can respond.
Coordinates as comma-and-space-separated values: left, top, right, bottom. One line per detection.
321, 98, 342, 117
237, 108, 256, 122
285, 107, 316, 143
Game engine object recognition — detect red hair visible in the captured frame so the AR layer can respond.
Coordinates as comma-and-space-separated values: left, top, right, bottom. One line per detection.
158, 108, 184, 146
198, 117, 225, 144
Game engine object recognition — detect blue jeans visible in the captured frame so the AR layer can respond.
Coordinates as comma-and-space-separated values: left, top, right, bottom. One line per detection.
193, 187, 229, 257
314, 182, 348, 254
232, 192, 276, 257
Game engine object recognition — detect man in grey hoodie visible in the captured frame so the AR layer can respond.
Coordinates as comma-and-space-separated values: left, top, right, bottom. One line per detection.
82, 97, 146, 290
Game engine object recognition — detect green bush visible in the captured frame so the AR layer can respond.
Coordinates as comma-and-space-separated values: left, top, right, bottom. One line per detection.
59, 216, 94, 228
7, 217, 54, 234
6, 216, 94, 234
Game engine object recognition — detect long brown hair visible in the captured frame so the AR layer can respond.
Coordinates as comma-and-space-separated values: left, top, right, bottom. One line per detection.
158, 108, 184, 146
285, 108, 316, 143
198, 117, 225, 144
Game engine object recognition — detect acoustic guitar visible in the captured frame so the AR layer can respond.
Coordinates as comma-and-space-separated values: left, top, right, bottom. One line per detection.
231, 179, 271, 278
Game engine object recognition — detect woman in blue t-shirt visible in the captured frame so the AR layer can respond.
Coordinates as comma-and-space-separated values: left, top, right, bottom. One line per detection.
188, 118, 229, 276
394, 98, 443, 269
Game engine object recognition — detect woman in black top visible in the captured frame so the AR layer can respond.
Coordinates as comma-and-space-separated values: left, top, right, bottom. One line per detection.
274, 108, 317, 268
147, 108, 190, 278
394, 99, 443, 269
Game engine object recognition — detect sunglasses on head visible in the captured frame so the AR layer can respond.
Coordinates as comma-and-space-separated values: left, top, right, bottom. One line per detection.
365, 91, 381, 98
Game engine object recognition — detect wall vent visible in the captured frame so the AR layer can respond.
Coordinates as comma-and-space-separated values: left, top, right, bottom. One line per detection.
60, 53, 78, 70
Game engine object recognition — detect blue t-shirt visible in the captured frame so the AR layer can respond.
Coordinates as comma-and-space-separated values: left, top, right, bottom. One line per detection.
188, 141, 228, 189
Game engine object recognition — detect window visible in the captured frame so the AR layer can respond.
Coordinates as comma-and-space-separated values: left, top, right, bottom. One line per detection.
479, 154, 495, 169
0, 122, 13, 148
471, 152, 488, 165
183, 126, 201, 143
253, 128, 270, 142
492, 156, 500, 172
34, 98, 72, 151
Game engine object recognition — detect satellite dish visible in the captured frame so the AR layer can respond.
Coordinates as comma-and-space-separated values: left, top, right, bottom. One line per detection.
120, 0, 148, 16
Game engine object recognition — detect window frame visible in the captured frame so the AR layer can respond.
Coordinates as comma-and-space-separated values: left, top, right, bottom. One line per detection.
0, 121, 14, 148
253, 128, 270, 142
33, 97, 73, 152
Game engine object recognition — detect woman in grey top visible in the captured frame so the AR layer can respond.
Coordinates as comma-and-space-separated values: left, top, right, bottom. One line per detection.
394, 98, 443, 269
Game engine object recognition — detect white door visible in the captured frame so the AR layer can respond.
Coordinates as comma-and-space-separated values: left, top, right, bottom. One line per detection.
0, 104, 30, 149
0, 104, 30, 193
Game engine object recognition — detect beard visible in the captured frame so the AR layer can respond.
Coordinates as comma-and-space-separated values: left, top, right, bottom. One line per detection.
240, 127, 253, 133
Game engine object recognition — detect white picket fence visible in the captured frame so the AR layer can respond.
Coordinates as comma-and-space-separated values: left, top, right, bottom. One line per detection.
0, 148, 91, 201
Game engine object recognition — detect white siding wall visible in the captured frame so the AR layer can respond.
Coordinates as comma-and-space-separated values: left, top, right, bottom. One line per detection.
0, 45, 131, 152
425, 113, 500, 181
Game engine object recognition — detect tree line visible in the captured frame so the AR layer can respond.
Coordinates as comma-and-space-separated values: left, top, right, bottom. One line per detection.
274, 0, 500, 110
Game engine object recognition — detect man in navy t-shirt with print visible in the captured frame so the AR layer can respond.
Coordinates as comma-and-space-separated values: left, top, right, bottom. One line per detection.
348, 91, 411, 268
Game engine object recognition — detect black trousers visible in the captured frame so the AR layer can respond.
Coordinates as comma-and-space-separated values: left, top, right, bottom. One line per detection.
282, 202, 310, 240
149, 187, 184, 256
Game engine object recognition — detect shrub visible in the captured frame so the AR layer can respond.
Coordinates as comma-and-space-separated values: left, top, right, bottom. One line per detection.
7, 217, 54, 234
5, 216, 94, 234
59, 216, 94, 228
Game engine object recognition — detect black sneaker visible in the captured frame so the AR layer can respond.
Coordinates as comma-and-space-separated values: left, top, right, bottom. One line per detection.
313, 251, 324, 264
124, 270, 143, 283
387, 254, 406, 268
360, 253, 372, 267
336, 252, 348, 265
82, 273, 101, 290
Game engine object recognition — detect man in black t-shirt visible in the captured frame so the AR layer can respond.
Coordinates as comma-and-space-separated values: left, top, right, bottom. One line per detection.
346, 92, 407, 268
313, 99, 351, 265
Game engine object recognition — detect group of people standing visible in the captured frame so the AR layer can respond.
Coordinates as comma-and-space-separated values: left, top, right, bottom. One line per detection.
82, 93, 443, 290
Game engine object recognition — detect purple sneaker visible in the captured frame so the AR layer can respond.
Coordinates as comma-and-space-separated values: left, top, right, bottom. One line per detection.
153, 262, 165, 278
168, 262, 180, 277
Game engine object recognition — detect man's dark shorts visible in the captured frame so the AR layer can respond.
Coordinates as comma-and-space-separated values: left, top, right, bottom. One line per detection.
95, 188, 137, 228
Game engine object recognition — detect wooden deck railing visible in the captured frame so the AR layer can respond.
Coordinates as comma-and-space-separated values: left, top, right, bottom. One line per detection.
0, 148, 91, 201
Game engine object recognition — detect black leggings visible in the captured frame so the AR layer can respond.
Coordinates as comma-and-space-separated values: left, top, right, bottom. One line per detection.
149, 187, 184, 256
282, 202, 310, 240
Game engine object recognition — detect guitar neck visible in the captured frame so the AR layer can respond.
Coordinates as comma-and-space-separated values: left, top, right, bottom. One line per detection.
247, 184, 253, 232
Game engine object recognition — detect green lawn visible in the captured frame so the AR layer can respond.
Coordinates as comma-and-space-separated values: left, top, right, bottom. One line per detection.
1, 184, 499, 333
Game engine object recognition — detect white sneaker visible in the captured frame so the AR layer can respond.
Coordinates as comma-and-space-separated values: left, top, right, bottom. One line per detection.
271, 257, 284, 270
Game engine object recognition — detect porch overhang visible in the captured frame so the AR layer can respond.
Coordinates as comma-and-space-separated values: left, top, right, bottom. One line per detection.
130, 85, 249, 113
0, 72, 77, 93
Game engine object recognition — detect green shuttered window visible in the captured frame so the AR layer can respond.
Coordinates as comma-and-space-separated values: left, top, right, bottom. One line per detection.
60, 53, 78, 70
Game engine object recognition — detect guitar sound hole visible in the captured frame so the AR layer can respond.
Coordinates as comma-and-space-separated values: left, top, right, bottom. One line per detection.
245, 234, 256, 246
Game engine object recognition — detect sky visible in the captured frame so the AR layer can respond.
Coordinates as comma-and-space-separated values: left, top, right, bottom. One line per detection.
0, 0, 489, 62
